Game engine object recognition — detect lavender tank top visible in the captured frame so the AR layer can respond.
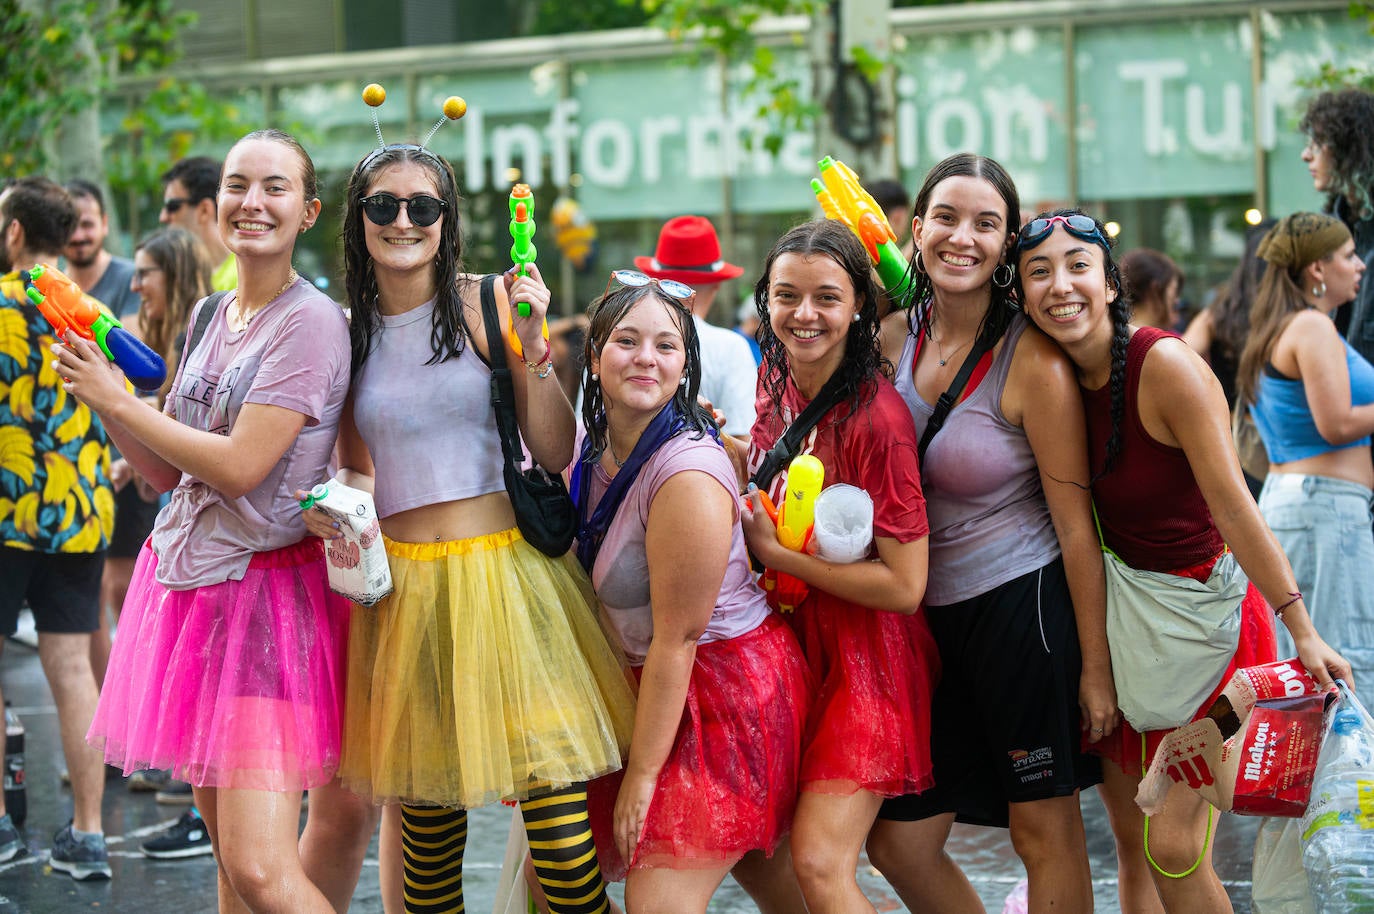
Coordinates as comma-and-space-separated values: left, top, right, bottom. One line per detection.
352, 299, 505, 519
893, 314, 1060, 605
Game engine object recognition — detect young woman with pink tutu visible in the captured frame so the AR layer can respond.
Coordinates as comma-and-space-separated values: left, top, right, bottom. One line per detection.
60, 130, 372, 913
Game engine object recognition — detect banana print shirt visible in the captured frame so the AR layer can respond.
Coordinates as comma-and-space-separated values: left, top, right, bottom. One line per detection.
0, 271, 114, 553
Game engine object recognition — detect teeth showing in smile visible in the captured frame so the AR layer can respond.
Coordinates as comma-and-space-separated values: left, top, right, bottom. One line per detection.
940, 253, 975, 267
1049, 304, 1084, 318
792, 329, 823, 339
236, 221, 272, 232
385, 238, 421, 245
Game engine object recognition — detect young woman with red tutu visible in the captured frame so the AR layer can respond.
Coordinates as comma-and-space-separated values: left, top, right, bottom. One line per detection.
866, 153, 1108, 914
1014, 208, 1351, 913
740, 219, 939, 914
63, 130, 373, 912
573, 271, 813, 913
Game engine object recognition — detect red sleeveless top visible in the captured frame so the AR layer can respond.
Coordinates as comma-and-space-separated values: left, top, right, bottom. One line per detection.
1081, 327, 1223, 571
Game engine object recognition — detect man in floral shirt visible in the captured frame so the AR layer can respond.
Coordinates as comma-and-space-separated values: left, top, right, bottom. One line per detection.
0, 177, 113, 879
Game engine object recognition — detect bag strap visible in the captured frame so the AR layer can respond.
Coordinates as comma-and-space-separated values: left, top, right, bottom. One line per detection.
917, 331, 994, 469
748, 371, 847, 491
478, 275, 526, 471
179, 291, 228, 373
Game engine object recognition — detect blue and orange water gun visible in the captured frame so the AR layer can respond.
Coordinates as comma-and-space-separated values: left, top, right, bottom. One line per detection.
811, 156, 914, 305
24, 264, 166, 390
755, 455, 824, 613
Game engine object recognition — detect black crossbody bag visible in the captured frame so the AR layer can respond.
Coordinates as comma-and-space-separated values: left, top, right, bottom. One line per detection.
478, 275, 578, 557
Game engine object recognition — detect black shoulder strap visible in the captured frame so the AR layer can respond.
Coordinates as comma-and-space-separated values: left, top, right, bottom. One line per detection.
917, 331, 994, 469
477, 275, 525, 470
180, 291, 229, 372
748, 371, 847, 492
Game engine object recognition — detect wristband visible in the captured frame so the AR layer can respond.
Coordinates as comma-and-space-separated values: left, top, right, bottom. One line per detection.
522, 344, 554, 379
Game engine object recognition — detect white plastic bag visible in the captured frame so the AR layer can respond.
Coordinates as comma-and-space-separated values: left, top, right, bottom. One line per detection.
1252, 816, 1315, 914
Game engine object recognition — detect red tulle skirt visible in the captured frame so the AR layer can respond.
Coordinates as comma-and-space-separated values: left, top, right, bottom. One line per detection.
89, 538, 351, 791
588, 613, 813, 880
1097, 555, 1278, 774
785, 588, 939, 798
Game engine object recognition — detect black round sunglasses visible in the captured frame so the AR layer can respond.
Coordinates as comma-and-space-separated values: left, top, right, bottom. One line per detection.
360, 193, 447, 227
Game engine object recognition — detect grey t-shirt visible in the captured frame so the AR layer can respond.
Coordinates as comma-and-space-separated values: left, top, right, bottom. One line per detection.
88, 256, 141, 319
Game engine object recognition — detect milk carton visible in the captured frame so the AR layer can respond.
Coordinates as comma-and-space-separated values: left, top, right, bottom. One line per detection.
300, 478, 393, 606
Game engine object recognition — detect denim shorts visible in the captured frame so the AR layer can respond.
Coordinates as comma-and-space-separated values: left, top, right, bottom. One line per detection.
1259, 473, 1374, 688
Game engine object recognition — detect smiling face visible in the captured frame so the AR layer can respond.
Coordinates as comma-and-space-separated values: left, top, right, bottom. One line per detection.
65, 195, 108, 269
767, 251, 858, 384
590, 293, 688, 425
1017, 226, 1118, 349
130, 249, 166, 322
216, 137, 319, 260
362, 160, 444, 277
913, 174, 1012, 296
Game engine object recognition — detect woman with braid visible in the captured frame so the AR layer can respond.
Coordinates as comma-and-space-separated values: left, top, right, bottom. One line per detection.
302, 142, 634, 914
1014, 208, 1350, 914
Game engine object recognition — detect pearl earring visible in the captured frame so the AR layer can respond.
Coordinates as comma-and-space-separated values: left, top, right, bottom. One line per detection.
852, 313, 861, 322
679, 376, 688, 386
590, 372, 598, 380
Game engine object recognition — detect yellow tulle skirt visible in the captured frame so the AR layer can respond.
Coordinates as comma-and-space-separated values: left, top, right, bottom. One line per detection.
339, 528, 635, 808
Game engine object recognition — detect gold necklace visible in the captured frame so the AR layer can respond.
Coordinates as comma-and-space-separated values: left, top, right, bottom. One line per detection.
233, 270, 297, 330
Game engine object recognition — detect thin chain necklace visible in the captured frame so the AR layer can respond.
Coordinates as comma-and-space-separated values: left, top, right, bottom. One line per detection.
927, 315, 972, 367
231, 270, 297, 331
608, 443, 627, 468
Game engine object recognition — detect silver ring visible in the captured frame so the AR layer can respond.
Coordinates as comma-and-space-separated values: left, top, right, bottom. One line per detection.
1091, 727, 1104, 733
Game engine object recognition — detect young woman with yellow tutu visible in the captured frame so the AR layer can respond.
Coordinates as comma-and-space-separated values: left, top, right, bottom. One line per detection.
302, 141, 635, 914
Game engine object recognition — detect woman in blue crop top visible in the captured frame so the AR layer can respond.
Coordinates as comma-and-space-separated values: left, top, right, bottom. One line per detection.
301, 142, 634, 914
1238, 211, 1374, 689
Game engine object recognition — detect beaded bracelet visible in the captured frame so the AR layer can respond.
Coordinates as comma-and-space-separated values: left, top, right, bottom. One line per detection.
522, 344, 554, 379
1274, 591, 1303, 621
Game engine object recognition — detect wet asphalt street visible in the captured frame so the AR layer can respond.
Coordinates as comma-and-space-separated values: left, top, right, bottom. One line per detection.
0, 631, 1260, 913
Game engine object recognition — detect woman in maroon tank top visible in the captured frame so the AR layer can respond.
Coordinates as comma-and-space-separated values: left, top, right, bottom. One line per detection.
1016, 209, 1351, 914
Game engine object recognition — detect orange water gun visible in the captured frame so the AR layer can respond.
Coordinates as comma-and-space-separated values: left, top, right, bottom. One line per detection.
811, 156, 914, 304
754, 455, 825, 613
24, 264, 166, 390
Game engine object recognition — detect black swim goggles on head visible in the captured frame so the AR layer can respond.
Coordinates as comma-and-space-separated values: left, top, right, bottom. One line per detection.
1017, 214, 1108, 252
603, 269, 696, 305
360, 192, 447, 227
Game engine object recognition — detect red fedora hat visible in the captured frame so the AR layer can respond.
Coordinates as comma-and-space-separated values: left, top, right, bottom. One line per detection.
634, 215, 744, 285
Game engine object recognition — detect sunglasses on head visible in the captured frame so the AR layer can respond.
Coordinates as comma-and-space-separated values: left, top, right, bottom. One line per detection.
360, 193, 447, 227
1018, 214, 1108, 252
603, 269, 696, 305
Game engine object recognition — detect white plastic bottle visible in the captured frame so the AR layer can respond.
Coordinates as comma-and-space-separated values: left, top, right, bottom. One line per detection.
1301, 697, 1374, 914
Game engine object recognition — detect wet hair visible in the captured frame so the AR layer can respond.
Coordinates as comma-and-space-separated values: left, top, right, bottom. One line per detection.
1300, 88, 1374, 220
579, 283, 715, 459
755, 219, 888, 424
342, 145, 469, 380
1236, 212, 1353, 407
230, 129, 319, 202
160, 156, 223, 205
1120, 248, 1182, 326
64, 179, 105, 214
0, 176, 76, 256
1016, 208, 1128, 474
134, 228, 213, 406
903, 152, 1021, 351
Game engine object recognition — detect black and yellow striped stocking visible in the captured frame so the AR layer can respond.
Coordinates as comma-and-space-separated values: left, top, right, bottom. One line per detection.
520, 785, 610, 914
401, 804, 468, 914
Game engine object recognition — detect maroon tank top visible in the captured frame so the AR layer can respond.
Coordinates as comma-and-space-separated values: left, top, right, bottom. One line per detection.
1082, 327, 1223, 571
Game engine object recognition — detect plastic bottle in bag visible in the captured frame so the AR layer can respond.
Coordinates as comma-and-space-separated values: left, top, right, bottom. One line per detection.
4, 704, 25, 827
1301, 692, 1374, 913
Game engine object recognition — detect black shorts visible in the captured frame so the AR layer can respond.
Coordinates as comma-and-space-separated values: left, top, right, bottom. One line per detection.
0, 546, 105, 635
109, 483, 160, 558
879, 558, 1101, 827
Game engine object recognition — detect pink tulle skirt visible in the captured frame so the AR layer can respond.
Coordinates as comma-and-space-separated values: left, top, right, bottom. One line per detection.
88, 538, 350, 791
588, 614, 813, 880
786, 590, 939, 798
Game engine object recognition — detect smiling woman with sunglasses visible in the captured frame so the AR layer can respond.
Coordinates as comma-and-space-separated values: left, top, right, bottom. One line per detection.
867, 156, 1107, 914
300, 142, 633, 914
1015, 208, 1350, 914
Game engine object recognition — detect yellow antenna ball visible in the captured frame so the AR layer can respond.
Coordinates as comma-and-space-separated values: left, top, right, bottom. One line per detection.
443, 96, 467, 120
362, 84, 386, 107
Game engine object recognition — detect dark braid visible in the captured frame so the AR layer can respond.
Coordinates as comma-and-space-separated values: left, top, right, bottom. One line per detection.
1103, 289, 1130, 475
